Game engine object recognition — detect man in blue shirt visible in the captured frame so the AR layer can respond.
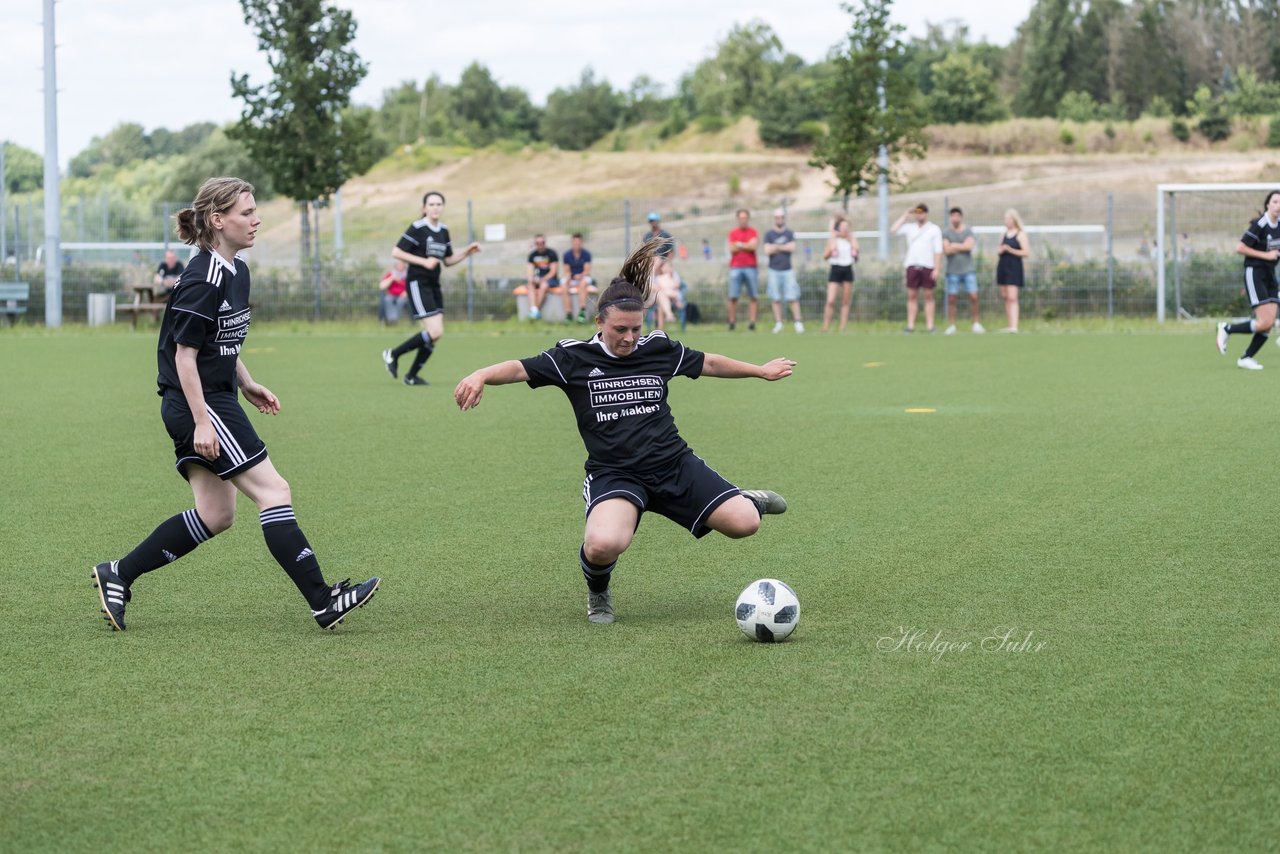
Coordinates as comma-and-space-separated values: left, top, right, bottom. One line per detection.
562, 232, 597, 323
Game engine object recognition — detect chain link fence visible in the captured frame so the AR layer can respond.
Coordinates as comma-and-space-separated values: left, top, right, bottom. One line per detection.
0, 188, 1263, 324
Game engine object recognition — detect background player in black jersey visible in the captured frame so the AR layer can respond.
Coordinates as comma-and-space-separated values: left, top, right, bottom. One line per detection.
454, 242, 795, 624
383, 191, 481, 385
1217, 190, 1280, 370
91, 177, 380, 631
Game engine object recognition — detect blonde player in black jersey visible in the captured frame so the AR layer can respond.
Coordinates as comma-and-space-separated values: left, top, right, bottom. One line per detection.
91, 177, 380, 632
455, 242, 795, 624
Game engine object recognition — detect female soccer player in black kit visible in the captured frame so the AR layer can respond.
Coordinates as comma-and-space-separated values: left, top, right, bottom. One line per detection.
91, 177, 380, 631
382, 191, 481, 385
455, 242, 795, 624
1216, 190, 1280, 370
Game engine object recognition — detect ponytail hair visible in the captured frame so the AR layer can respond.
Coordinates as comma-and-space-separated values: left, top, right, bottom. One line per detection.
596, 239, 663, 320
175, 177, 255, 252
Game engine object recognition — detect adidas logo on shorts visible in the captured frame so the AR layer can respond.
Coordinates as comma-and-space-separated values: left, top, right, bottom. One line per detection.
219, 300, 232, 311
589, 368, 605, 377
162, 549, 177, 562
296, 547, 314, 561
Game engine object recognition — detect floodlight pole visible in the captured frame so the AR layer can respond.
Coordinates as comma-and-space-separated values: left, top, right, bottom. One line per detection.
1, 143, 7, 266
877, 59, 890, 261
43, 0, 62, 326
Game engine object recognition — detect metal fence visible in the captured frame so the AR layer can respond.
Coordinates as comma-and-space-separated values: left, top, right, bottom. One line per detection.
0, 189, 1261, 325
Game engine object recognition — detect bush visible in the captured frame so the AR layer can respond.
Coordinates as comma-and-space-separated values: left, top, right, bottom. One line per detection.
696, 114, 729, 133
1058, 127, 1076, 146
1171, 118, 1191, 142
1268, 117, 1280, 148
1198, 109, 1232, 142
1056, 91, 1099, 123
1144, 96, 1172, 118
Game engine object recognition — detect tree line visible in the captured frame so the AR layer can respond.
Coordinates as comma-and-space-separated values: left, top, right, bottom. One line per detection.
5, 0, 1276, 200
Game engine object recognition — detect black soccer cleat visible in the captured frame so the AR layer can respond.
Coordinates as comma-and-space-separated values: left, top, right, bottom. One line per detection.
382, 349, 399, 379
741, 489, 788, 516
92, 561, 130, 631
403, 375, 429, 386
313, 577, 380, 629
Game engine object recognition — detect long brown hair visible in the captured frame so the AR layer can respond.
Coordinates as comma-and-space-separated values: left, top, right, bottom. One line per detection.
175, 177, 255, 252
596, 239, 662, 320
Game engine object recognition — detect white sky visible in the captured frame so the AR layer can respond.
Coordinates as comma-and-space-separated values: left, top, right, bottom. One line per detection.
0, 0, 1032, 165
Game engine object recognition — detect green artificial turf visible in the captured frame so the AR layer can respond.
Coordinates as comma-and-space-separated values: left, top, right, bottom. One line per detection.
2, 321, 1276, 851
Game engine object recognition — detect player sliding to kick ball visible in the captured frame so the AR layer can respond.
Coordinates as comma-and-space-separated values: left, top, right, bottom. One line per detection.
455, 240, 796, 625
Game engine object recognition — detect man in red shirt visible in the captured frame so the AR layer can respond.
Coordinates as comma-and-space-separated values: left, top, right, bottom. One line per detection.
727, 208, 759, 331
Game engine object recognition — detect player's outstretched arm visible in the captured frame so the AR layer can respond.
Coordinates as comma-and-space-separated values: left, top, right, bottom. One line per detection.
701, 353, 796, 381
454, 360, 531, 411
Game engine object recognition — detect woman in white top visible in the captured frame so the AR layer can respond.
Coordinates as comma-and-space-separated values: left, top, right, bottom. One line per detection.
652, 257, 685, 331
822, 215, 858, 333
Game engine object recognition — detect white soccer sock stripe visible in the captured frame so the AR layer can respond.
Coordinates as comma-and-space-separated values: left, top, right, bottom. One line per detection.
182, 509, 211, 543
259, 505, 297, 527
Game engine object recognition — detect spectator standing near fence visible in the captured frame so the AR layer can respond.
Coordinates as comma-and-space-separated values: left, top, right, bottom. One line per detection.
996, 209, 1029, 334
383, 191, 481, 386
91, 176, 380, 632
942, 207, 984, 335
643, 212, 674, 260
562, 233, 596, 323
822, 215, 857, 334
1216, 190, 1280, 369
764, 208, 803, 334
727, 208, 760, 331
891, 204, 943, 334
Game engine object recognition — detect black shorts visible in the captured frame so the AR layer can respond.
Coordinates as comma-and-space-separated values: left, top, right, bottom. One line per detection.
582, 451, 740, 539
407, 280, 444, 319
1245, 265, 1279, 307
161, 390, 267, 481
828, 264, 854, 284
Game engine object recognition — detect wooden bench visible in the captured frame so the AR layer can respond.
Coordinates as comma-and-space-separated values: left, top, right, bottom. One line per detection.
117, 282, 169, 328
0, 282, 30, 325
513, 283, 598, 322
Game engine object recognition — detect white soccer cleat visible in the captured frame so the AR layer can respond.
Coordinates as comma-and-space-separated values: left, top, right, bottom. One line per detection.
772, 321, 784, 334
943, 324, 957, 335
972, 322, 986, 334
1237, 356, 1264, 370
794, 321, 804, 333
1217, 323, 1230, 354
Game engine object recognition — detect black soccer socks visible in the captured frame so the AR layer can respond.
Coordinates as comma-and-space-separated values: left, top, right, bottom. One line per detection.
116, 509, 213, 585
580, 544, 616, 594
260, 505, 330, 609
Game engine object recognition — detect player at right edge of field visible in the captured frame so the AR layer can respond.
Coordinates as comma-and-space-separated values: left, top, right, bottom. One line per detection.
454, 240, 795, 625
1217, 190, 1280, 370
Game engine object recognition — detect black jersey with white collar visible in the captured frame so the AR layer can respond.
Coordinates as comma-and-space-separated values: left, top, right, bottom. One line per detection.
1241, 214, 1280, 269
396, 218, 453, 287
520, 330, 706, 473
156, 250, 252, 395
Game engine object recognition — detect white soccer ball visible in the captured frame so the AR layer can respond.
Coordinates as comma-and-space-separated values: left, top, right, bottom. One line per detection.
735, 578, 800, 642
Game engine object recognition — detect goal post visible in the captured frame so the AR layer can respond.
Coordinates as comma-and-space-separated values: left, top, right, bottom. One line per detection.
1156, 183, 1279, 322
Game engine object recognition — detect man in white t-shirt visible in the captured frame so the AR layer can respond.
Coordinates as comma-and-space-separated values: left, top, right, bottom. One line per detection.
891, 203, 944, 333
